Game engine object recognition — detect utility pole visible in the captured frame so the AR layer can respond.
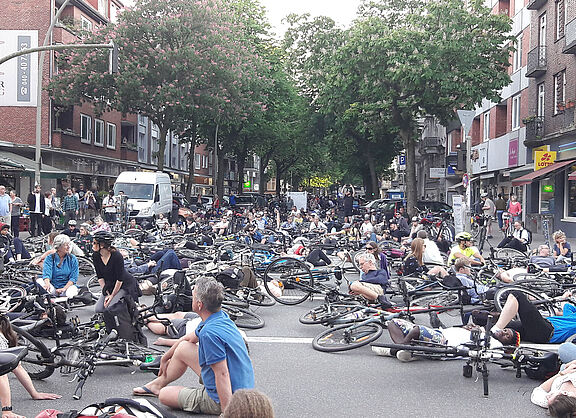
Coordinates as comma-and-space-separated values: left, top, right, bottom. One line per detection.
457, 110, 475, 233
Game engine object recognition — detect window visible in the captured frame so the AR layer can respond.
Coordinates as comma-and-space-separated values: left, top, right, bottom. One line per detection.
106, 122, 116, 149
511, 95, 521, 130
483, 112, 490, 141
80, 16, 93, 32
540, 177, 555, 214
98, 0, 108, 18
554, 70, 566, 114
539, 13, 547, 47
80, 114, 91, 144
151, 125, 159, 164
195, 153, 201, 170
556, 0, 565, 40
537, 83, 545, 117
566, 167, 576, 219
94, 119, 104, 146
513, 34, 522, 72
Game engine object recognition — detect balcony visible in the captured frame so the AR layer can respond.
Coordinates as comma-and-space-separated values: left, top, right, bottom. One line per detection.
523, 116, 545, 146
420, 136, 444, 155
526, 0, 547, 10
526, 46, 547, 78
563, 18, 576, 54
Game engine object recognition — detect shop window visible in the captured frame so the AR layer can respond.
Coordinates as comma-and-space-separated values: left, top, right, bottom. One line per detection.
566, 168, 576, 218
539, 177, 555, 214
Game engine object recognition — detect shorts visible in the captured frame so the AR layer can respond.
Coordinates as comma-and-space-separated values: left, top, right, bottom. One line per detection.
167, 313, 199, 339
357, 282, 384, 296
391, 319, 447, 344
178, 385, 221, 415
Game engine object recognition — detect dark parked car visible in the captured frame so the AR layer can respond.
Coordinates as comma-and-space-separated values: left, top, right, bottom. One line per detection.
234, 193, 268, 210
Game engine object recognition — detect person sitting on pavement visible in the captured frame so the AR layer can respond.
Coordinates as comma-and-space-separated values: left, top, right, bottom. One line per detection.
417, 230, 445, 267
447, 232, 485, 266
529, 244, 569, 273
121, 248, 182, 278
308, 215, 327, 235
0, 223, 31, 263
91, 215, 111, 234
453, 257, 509, 304
360, 216, 377, 242
497, 221, 529, 253
127, 218, 142, 230
401, 217, 423, 246
384, 221, 408, 243
76, 223, 93, 257
244, 224, 265, 245
300, 247, 332, 267
492, 289, 576, 344
403, 238, 448, 278
349, 253, 390, 307
62, 219, 79, 238
37, 234, 79, 298
365, 241, 389, 272
133, 276, 255, 415
552, 230, 572, 264
212, 216, 230, 236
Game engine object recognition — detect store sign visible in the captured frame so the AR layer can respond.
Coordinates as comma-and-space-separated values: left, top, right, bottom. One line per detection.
532, 145, 550, 160
508, 138, 518, 166
542, 184, 554, 193
534, 151, 557, 171
243, 181, 251, 188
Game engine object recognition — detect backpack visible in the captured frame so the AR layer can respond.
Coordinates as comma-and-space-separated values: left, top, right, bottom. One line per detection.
157, 270, 192, 313
216, 268, 244, 289
525, 228, 533, 245
103, 295, 146, 345
36, 397, 176, 418
442, 274, 472, 305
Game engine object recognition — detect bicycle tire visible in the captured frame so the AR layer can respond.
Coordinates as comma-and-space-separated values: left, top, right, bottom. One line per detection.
312, 322, 383, 352
411, 290, 460, 307
299, 302, 362, 325
0, 286, 27, 312
351, 250, 369, 272
244, 288, 276, 307
493, 286, 556, 318
77, 256, 96, 279
375, 341, 465, 357
222, 305, 265, 329
13, 326, 55, 380
263, 257, 314, 305
492, 248, 528, 260
478, 227, 487, 253
86, 275, 102, 298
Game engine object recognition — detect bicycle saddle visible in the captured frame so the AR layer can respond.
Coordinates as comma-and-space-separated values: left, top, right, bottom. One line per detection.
0, 346, 28, 376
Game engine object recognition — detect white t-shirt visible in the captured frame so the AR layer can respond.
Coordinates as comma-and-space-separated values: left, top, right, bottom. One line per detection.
531, 372, 576, 408
423, 239, 445, 266
440, 327, 502, 348
103, 196, 117, 213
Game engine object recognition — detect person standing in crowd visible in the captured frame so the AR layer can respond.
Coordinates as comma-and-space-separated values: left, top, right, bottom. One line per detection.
481, 193, 496, 239
494, 193, 507, 232
9, 190, 22, 238
84, 190, 97, 221
0, 186, 11, 226
27, 184, 45, 237
102, 190, 117, 223
77, 184, 86, 220
42, 191, 53, 235
62, 188, 79, 225
342, 188, 354, 218
508, 194, 522, 223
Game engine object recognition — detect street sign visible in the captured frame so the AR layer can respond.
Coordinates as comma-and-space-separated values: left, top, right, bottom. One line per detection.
398, 155, 406, 170
457, 110, 476, 136
429, 168, 446, 178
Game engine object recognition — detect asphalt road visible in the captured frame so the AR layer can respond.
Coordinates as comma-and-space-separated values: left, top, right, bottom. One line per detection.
10, 277, 547, 418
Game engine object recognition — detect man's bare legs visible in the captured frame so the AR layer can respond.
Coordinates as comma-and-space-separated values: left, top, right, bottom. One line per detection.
388, 321, 420, 344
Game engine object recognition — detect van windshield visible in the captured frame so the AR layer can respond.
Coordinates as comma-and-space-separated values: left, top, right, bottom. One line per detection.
114, 183, 154, 200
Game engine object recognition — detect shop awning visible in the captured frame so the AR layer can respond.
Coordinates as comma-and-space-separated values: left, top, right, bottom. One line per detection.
0, 152, 67, 179
511, 159, 576, 187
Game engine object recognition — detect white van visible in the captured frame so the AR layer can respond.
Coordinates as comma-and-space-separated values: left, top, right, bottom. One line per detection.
114, 171, 172, 221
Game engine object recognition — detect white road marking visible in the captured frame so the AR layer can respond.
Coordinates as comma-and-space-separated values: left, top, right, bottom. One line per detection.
245, 336, 313, 344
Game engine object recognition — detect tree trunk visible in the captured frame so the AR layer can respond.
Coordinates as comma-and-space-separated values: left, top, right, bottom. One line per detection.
258, 150, 272, 194
185, 137, 197, 200
235, 141, 248, 193
216, 146, 225, 200
156, 126, 168, 172
274, 159, 282, 197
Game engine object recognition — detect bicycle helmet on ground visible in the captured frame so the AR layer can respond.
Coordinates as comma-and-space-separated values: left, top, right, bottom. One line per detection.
455, 232, 473, 242
93, 231, 115, 245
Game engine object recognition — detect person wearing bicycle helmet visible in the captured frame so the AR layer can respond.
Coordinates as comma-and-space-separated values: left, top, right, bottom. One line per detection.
447, 232, 485, 266
92, 231, 140, 313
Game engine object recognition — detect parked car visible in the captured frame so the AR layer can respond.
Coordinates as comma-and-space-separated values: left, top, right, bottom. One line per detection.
234, 193, 268, 210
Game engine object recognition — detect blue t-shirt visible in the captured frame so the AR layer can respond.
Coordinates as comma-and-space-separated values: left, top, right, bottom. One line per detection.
195, 310, 255, 403
42, 253, 79, 288
0, 194, 10, 216
549, 304, 576, 343
360, 269, 389, 289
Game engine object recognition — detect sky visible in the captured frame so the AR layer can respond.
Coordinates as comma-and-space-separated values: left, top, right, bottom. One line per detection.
122, 0, 362, 36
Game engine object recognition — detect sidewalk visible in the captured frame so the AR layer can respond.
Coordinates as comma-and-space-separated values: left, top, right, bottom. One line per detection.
484, 222, 553, 253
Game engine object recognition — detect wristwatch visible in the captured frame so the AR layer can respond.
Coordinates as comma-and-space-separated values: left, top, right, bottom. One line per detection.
2, 406, 13, 411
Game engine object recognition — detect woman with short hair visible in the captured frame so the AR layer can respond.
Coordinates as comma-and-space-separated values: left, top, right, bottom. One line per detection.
37, 234, 79, 297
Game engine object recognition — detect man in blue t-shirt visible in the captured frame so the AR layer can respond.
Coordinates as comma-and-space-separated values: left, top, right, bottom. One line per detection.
133, 276, 254, 414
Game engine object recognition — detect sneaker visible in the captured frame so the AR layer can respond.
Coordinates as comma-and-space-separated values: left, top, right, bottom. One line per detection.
377, 295, 393, 309
371, 346, 393, 357
396, 350, 417, 362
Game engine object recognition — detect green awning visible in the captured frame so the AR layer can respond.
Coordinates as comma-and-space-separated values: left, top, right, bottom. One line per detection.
0, 152, 67, 179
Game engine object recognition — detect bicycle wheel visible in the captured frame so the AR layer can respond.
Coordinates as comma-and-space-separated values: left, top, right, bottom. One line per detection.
493, 286, 556, 318
493, 248, 528, 260
411, 291, 460, 307
0, 286, 26, 312
299, 302, 362, 325
263, 257, 314, 305
244, 288, 276, 307
77, 256, 96, 279
222, 305, 265, 329
86, 275, 102, 299
13, 326, 55, 380
471, 221, 481, 239
312, 322, 383, 352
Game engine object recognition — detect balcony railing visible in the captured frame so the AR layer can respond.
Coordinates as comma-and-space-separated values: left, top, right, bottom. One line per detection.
564, 18, 576, 54
526, 0, 547, 9
526, 46, 547, 78
524, 116, 545, 145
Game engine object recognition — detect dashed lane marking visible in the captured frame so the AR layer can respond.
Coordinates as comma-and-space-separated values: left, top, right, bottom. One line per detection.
245, 336, 313, 344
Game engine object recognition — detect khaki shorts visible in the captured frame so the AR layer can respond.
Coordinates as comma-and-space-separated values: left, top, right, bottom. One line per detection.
178, 385, 221, 415
358, 282, 384, 296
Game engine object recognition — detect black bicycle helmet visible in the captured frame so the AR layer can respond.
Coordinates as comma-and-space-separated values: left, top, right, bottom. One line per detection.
93, 231, 115, 245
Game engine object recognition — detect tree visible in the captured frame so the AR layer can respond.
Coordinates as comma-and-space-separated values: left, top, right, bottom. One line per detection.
48, 0, 269, 175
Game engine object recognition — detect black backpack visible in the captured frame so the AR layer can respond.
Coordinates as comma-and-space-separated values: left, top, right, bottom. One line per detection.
216, 268, 244, 289
103, 295, 147, 345
157, 270, 192, 313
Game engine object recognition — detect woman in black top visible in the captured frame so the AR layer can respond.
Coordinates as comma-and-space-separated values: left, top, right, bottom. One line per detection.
92, 231, 139, 313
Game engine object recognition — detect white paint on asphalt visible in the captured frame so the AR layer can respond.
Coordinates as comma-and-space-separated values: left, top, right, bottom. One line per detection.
246, 336, 313, 344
